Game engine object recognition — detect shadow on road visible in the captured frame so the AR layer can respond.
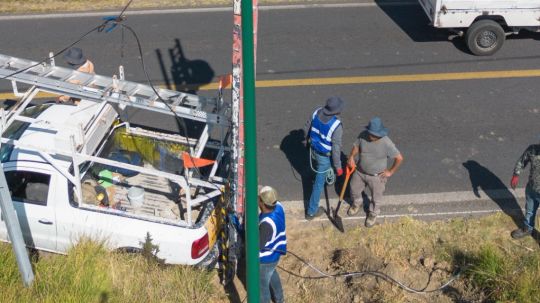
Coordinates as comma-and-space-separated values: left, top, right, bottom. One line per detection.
280, 129, 312, 211
462, 160, 524, 229
374, 0, 470, 54
155, 38, 215, 94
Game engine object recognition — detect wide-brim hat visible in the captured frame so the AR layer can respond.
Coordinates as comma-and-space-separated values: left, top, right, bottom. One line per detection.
258, 185, 278, 207
63, 47, 86, 67
366, 117, 388, 137
322, 96, 344, 116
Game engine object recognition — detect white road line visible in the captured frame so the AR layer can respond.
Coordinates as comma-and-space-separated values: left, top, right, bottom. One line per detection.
0, 2, 418, 21
284, 188, 526, 209
301, 208, 514, 222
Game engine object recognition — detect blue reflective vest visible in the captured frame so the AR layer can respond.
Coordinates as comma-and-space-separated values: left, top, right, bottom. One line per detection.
259, 202, 287, 263
309, 108, 341, 154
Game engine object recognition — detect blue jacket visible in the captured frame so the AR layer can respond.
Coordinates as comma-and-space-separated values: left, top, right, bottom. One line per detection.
309, 108, 341, 155
259, 202, 287, 263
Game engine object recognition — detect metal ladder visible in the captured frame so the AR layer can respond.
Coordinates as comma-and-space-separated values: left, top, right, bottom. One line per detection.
0, 53, 229, 127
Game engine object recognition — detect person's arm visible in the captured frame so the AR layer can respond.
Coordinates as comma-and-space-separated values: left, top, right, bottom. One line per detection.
259, 221, 273, 251
511, 145, 532, 189
382, 153, 403, 178
347, 144, 359, 169
331, 124, 343, 172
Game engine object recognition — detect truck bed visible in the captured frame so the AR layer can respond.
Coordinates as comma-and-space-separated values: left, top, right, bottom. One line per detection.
78, 125, 205, 224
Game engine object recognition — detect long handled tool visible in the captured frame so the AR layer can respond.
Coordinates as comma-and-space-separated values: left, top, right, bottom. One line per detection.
330, 164, 354, 232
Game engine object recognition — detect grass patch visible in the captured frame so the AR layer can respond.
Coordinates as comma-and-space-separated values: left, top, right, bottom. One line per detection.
0, 0, 348, 14
0, 238, 224, 303
281, 212, 540, 302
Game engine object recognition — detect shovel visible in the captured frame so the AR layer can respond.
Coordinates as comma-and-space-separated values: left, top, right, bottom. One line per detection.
330, 164, 354, 232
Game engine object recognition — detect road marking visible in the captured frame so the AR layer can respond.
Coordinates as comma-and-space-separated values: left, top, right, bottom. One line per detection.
302, 208, 516, 222
0, 2, 416, 21
284, 187, 525, 210
3, 68, 540, 100
253, 69, 540, 88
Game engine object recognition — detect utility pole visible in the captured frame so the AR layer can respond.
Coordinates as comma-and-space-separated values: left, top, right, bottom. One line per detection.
241, 0, 259, 301
0, 169, 34, 286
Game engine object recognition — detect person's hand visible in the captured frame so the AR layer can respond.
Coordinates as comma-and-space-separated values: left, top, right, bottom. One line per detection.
336, 168, 343, 177
510, 175, 519, 189
380, 169, 393, 179
347, 158, 355, 169
57, 95, 70, 103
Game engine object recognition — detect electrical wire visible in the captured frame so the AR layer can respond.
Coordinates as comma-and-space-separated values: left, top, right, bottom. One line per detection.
118, 23, 225, 194
264, 248, 463, 294
0, 0, 134, 81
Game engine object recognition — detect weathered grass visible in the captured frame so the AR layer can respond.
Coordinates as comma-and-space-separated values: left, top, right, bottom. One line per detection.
281, 212, 540, 302
0, 238, 224, 303
0, 0, 347, 14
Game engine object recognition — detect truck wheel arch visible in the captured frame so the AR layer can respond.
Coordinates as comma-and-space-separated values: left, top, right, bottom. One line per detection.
465, 19, 506, 56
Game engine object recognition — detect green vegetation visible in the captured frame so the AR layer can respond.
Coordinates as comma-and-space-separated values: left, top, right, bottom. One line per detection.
461, 244, 540, 303
281, 213, 540, 302
0, 239, 223, 303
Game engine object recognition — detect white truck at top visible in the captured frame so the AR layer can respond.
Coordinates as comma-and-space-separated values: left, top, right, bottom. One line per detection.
418, 0, 540, 55
0, 53, 234, 266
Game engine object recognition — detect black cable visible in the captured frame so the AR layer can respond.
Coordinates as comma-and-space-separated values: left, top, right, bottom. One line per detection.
119, 23, 224, 192
0, 0, 134, 81
263, 248, 462, 294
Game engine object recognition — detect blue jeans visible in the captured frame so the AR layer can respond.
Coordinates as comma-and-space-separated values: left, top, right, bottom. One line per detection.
523, 185, 540, 231
260, 261, 284, 303
307, 151, 331, 216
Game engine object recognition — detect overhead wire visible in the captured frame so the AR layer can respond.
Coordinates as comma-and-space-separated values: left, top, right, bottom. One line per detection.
0, 0, 133, 81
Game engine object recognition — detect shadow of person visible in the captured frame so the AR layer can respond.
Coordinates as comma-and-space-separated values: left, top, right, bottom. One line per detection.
280, 129, 313, 211
155, 38, 215, 94
462, 160, 524, 229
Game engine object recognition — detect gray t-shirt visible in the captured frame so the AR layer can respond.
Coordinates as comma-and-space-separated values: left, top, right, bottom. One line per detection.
353, 131, 400, 175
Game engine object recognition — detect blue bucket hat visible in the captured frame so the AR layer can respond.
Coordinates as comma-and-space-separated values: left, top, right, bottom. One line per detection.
366, 117, 388, 137
322, 96, 344, 116
63, 47, 86, 67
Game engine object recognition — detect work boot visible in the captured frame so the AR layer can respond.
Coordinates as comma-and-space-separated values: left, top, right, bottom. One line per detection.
347, 203, 360, 216
305, 207, 325, 221
511, 227, 532, 239
365, 212, 377, 228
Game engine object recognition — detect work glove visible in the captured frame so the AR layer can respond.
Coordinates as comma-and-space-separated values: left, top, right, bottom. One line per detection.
510, 175, 519, 190
336, 168, 343, 177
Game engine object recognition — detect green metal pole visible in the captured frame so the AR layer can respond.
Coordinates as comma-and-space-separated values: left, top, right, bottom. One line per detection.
241, 0, 259, 302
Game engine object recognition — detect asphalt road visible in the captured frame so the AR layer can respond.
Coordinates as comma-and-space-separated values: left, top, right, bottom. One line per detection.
0, 2, 539, 203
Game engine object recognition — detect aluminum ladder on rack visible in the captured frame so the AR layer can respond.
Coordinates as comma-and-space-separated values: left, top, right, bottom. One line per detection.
0, 53, 229, 127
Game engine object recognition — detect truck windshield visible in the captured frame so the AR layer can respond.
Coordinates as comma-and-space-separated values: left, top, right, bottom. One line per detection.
0, 103, 53, 163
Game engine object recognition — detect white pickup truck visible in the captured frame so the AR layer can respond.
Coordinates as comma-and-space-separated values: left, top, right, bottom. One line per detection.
418, 0, 540, 55
0, 54, 233, 266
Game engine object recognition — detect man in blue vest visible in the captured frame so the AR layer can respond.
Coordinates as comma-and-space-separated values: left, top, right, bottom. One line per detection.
304, 96, 344, 220
258, 185, 286, 303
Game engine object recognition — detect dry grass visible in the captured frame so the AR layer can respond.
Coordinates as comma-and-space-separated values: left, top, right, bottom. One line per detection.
0, 0, 347, 14
0, 239, 225, 303
277, 213, 540, 302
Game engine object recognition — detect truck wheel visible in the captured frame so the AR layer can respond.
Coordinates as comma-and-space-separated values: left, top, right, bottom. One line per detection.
465, 20, 505, 56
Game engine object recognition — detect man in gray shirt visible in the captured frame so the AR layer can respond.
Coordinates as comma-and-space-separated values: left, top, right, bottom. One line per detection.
346, 117, 403, 227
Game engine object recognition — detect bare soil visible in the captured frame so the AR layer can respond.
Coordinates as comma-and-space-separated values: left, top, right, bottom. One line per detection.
215, 211, 540, 303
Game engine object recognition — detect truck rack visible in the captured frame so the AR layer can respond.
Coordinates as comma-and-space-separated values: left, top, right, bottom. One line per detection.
0, 53, 232, 227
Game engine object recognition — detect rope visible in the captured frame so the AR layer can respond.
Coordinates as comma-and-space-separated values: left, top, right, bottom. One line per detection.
309, 148, 335, 185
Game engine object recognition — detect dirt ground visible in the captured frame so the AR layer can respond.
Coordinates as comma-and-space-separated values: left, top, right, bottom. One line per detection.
213, 209, 540, 303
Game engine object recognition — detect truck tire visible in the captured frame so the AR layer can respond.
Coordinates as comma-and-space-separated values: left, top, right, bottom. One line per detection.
465, 20, 505, 56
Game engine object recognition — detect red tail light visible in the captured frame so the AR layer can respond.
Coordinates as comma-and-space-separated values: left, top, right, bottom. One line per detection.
191, 233, 209, 259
